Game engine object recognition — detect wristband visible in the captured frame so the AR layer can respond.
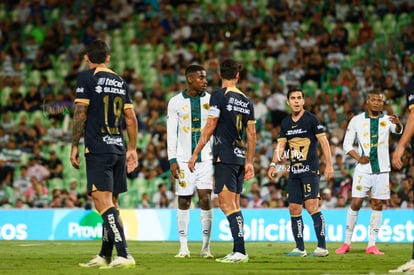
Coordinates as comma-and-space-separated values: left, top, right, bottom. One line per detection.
269, 162, 276, 168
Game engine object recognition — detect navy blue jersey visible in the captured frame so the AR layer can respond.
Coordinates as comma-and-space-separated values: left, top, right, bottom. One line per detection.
278, 111, 326, 177
209, 87, 255, 165
75, 67, 133, 155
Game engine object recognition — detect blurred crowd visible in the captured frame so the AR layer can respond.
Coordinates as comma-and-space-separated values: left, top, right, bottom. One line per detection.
0, 0, 413, 210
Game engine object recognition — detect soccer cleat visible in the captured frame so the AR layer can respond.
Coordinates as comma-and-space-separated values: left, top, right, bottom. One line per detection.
215, 252, 234, 262
335, 243, 351, 254
200, 248, 214, 259
79, 255, 111, 268
389, 259, 414, 273
309, 247, 329, 257
175, 250, 191, 258
285, 248, 307, 257
215, 252, 248, 263
365, 245, 384, 255
99, 256, 135, 269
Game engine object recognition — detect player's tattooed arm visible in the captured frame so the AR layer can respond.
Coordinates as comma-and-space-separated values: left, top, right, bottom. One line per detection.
71, 104, 88, 147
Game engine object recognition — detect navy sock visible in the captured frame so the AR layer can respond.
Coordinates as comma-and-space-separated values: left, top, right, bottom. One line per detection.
227, 211, 246, 255
101, 207, 128, 258
99, 226, 114, 258
311, 211, 326, 249
291, 216, 305, 251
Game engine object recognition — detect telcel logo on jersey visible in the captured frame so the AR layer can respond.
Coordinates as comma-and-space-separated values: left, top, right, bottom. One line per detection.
226, 97, 251, 114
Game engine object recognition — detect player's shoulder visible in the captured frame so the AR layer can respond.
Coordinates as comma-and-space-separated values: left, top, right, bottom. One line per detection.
302, 110, 320, 122
77, 69, 94, 79
347, 112, 365, 126
211, 87, 226, 96
352, 112, 366, 120
169, 91, 184, 100
201, 91, 211, 99
280, 114, 292, 128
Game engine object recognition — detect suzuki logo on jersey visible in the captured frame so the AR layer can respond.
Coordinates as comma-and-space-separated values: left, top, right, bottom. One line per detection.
95, 85, 126, 95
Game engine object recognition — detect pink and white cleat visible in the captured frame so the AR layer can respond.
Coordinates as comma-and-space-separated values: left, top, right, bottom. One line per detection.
335, 243, 351, 254
365, 245, 384, 255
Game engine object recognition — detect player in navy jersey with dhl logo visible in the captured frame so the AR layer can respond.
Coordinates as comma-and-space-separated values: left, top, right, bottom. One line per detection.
189, 59, 256, 263
268, 88, 334, 257
70, 40, 138, 269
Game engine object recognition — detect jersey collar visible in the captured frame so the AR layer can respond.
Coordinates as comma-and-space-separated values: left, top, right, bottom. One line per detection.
182, 89, 206, 98
364, 111, 384, 119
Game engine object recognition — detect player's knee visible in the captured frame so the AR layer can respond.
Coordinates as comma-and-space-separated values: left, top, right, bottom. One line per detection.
289, 204, 302, 215
198, 194, 211, 207
178, 196, 192, 209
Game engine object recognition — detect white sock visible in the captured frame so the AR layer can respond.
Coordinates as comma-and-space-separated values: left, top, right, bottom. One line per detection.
345, 207, 358, 245
200, 209, 212, 251
368, 210, 382, 247
177, 209, 189, 251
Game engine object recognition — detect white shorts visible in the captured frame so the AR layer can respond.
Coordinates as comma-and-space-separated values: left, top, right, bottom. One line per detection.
176, 160, 213, 196
352, 169, 390, 200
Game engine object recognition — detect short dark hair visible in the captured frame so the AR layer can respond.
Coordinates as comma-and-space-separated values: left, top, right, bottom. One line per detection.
367, 89, 385, 100
368, 88, 384, 96
220, 59, 243, 80
84, 40, 109, 64
185, 64, 205, 76
287, 87, 304, 99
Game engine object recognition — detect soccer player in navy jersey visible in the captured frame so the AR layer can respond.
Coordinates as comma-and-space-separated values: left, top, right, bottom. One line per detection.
267, 88, 334, 257
188, 59, 256, 263
390, 77, 414, 273
70, 40, 138, 269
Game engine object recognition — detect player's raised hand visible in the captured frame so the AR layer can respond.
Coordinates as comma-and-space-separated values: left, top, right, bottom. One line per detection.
388, 114, 401, 125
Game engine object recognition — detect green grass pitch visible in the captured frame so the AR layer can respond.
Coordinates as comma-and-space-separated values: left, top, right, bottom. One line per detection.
0, 241, 410, 274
